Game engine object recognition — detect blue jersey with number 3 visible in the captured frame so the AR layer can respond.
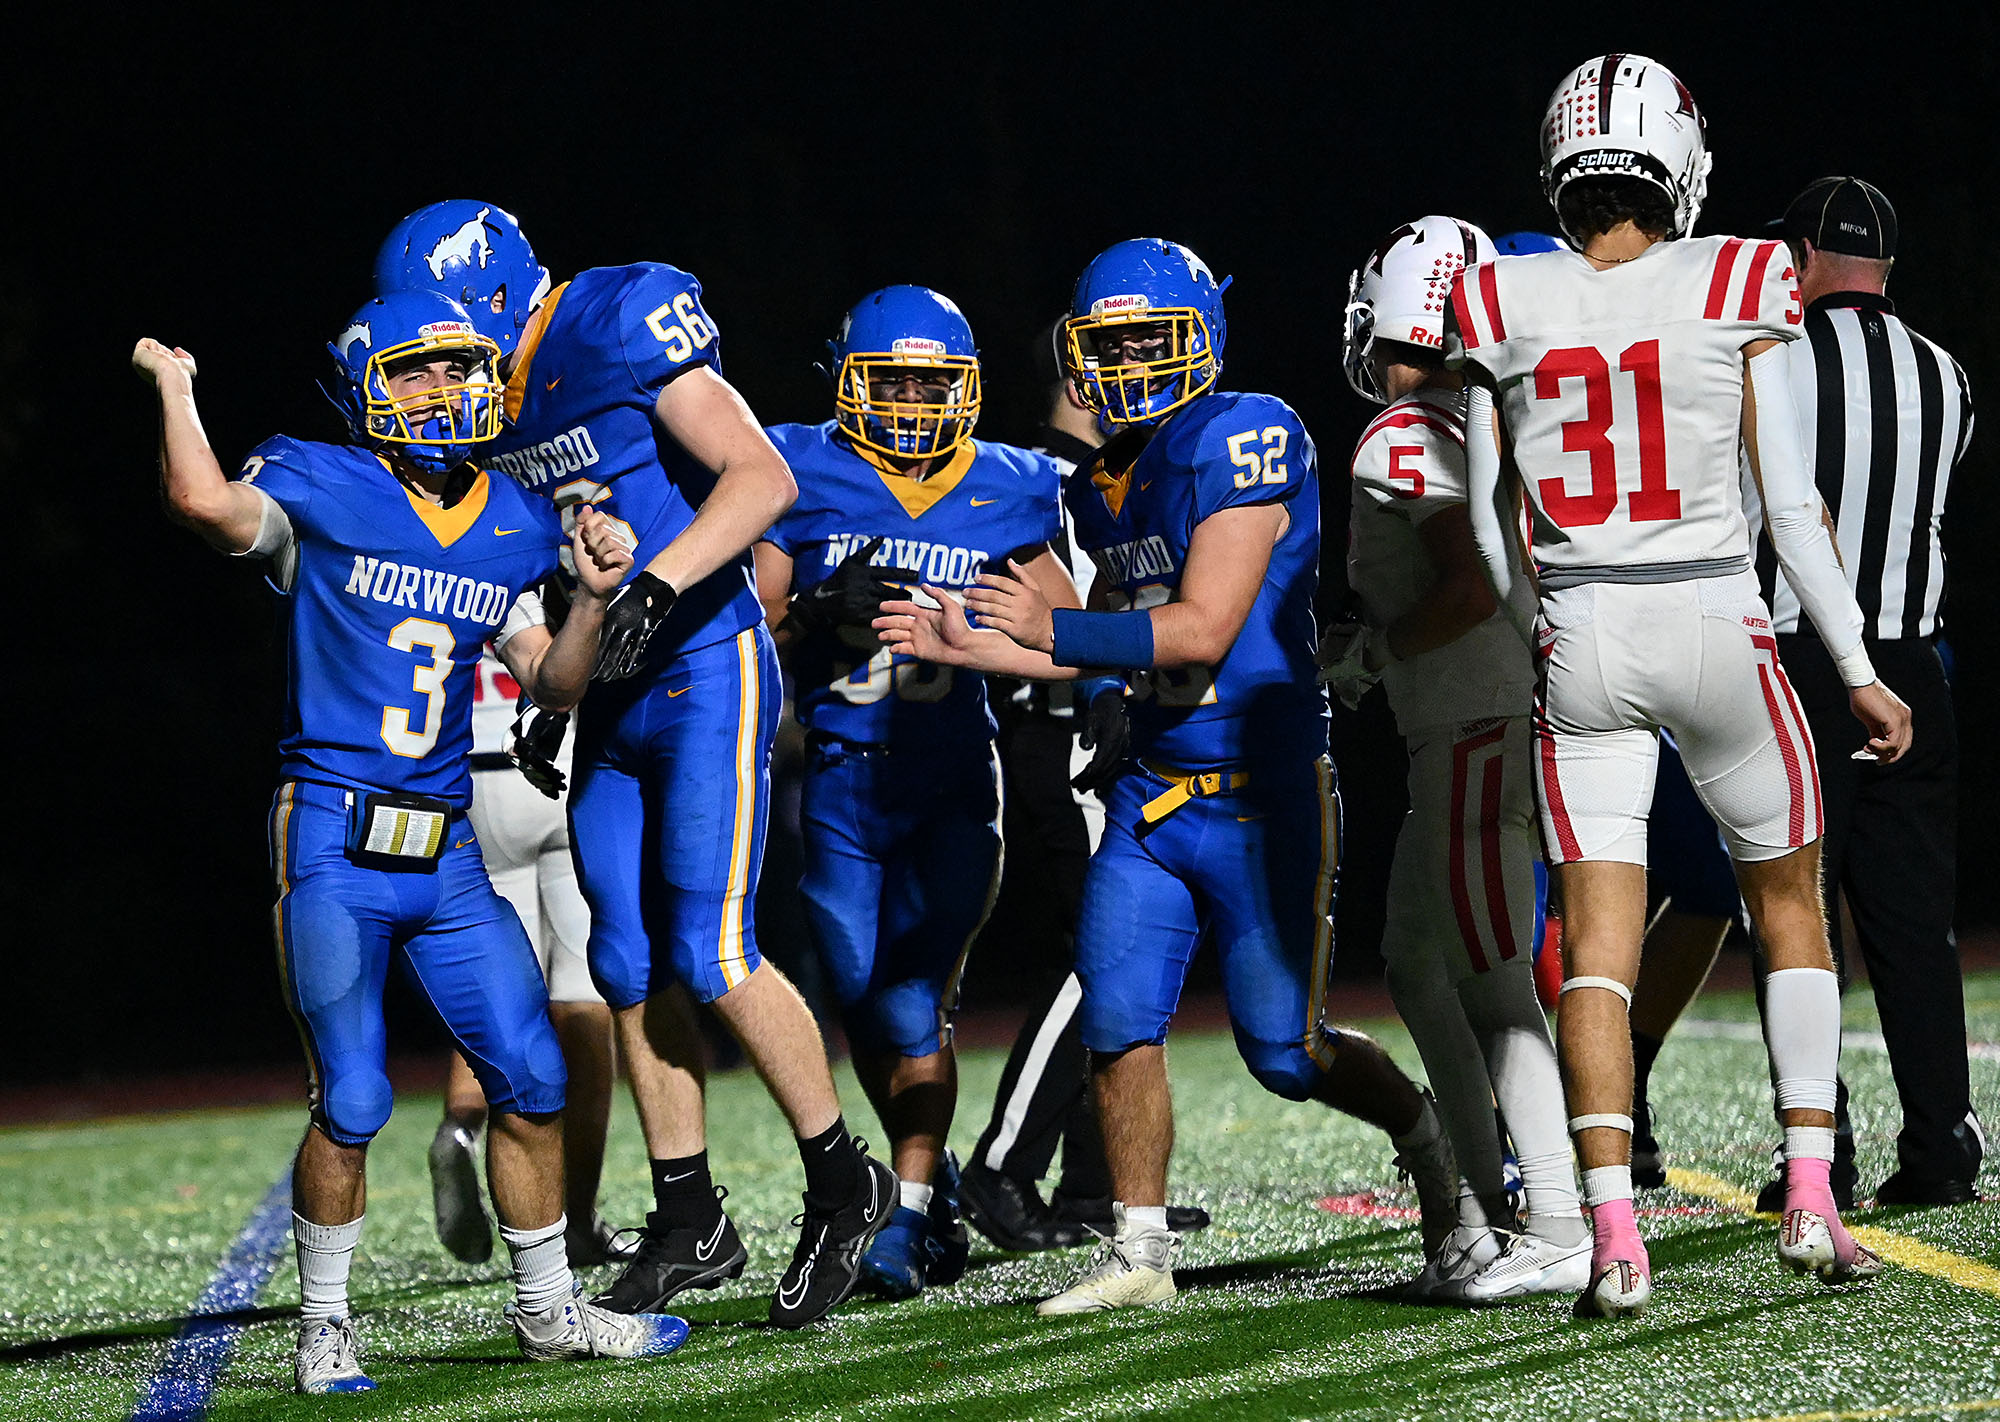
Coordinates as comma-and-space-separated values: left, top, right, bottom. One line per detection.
764, 422, 1062, 747
242, 436, 562, 808
483, 262, 764, 666
1064, 390, 1327, 770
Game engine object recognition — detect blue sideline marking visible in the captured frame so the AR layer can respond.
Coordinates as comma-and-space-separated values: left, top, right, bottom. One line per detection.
129, 1172, 293, 1422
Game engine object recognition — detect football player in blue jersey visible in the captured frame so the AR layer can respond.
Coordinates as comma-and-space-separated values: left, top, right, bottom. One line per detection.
753, 286, 1089, 1297
377, 201, 896, 1329
880, 239, 1456, 1313
132, 290, 689, 1394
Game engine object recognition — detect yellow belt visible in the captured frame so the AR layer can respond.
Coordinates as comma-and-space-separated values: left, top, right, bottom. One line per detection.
1138, 761, 1251, 825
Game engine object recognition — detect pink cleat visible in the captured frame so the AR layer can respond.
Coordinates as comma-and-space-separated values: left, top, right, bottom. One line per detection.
1575, 1198, 1652, 1318
1779, 1159, 1883, 1284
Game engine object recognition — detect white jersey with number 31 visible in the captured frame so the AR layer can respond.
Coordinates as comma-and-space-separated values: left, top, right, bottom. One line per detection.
1453, 236, 1802, 575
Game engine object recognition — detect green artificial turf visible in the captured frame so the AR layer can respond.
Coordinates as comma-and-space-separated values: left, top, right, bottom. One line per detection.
2, 976, 1996, 1421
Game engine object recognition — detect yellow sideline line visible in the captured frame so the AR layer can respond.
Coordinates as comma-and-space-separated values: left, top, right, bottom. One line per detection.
1697, 1397, 2000, 1422
1666, 1167, 2000, 1301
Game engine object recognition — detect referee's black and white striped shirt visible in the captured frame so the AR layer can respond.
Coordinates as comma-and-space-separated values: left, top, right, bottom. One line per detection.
1761, 291, 1975, 639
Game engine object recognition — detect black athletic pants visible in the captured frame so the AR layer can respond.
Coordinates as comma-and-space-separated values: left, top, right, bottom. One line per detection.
1778, 633, 1978, 1183
968, 706, 1112, 1197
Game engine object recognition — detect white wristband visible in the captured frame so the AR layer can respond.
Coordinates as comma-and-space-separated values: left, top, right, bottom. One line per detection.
1832, 643, 1877, 690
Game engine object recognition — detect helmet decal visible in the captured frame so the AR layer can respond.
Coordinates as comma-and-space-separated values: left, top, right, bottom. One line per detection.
425, 206, 495, 279
334, 321, 372, 360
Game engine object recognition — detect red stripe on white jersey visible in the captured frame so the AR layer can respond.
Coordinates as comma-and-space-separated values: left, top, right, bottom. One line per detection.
1358, 406, 1464, 448
1450, 272, 1484, 350
1478, 263, 1506, 342
1736, 241, 1778, 322
1447, 724, 1508, 973
1533, 704, 1582, 862
1703, 237, 1746, 320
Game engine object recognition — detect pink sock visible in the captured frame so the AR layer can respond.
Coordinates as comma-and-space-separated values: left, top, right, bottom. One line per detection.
1588, 1198, 1649, 1278
1784, 1157, 1859, 1261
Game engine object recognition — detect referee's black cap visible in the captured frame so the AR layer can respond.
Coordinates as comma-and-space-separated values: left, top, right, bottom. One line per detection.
1782, 177, 1898, 259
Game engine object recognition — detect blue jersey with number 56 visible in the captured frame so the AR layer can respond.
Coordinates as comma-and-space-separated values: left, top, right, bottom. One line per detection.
242, 436, 562, 808
764, 421, 1062, 747
483, 262, 764, 668
1064, 390, 1327, 770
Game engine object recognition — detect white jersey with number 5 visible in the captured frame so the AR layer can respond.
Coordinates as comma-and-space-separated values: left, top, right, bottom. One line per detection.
1347, 388, 1534, 732
1453, 236, 1802, 576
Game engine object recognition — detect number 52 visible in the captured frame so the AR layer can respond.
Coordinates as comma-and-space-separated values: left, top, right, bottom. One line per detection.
1228, 426, 1290, 488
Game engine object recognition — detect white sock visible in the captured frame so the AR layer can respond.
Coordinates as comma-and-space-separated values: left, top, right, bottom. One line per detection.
1785, 1125, 1837, 1162
1581, 1166, 1634, 1209
1122, 1204, 1169, 1234
1460, 962, 1584, 1220
294, 1212, 361, 1324
898, 1179, 934, 1213
1385, 945, 1509, 1200
1764, 968, 1840, 1113
499, 1215, 573, 1316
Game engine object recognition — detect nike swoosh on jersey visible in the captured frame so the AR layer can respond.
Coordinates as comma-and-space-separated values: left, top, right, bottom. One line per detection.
494, 527, 523, 536
693, 1215, 728, 1261
453, 836, 476, 848
1139, 480, 1154, 491
667, 685, 693, 698
970, 497, 998, 506
545, 376, 563, 390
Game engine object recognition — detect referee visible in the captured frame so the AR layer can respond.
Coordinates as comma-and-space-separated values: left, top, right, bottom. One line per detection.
1760, 176, 1982, 1206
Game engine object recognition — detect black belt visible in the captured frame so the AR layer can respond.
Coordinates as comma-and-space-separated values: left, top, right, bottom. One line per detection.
470, 752, 514, 772
805, 731, 893, 759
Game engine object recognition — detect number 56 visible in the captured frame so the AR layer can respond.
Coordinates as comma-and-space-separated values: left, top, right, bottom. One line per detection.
645, 291, 715, 363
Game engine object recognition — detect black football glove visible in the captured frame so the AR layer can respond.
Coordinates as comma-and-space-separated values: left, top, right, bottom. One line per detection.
507, 704, 571, 799
1070, 684, 1130, 793
593, 571, 677, 681
780, 536, 920, 641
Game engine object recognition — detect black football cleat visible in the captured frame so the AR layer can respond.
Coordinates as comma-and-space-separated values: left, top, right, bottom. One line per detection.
1052, 1187, 1211, 1237
589, 1188, 747, 1314
769, 1152, 898, 1328
1873, 1171, 1980, 1207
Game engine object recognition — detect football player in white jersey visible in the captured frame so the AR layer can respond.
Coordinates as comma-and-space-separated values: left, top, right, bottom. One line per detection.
1330, 216, 1588, 1302
1457, 54, 1911, 1317
427, 647, 636, 1269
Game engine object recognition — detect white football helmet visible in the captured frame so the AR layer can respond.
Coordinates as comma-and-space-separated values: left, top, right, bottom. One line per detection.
1539, 54, 1711, 243
1342, 216, 1497, 404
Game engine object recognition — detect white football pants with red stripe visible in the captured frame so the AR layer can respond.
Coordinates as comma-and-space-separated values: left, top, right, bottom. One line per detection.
1534, 572, 1823, 866
1383, 715, 1576, 1218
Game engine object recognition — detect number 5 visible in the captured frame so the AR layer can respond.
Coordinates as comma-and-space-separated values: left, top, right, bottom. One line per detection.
1227, 426, 1291, 488
645, 291, 716, 363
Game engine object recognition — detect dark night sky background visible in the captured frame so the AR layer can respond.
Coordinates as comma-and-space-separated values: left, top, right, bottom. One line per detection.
8, 10, 1995, 1086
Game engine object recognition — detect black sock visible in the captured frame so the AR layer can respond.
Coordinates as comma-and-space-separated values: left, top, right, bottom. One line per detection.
649, 1152, 721, 1231
798, 1116, 862, 1210
1632, 1029, 1665, 1106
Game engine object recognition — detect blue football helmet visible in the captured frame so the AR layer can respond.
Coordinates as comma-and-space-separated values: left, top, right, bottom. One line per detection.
827, 286, 981, 460
1063, 239, 1228, 425
1496, 231, 1567, 256
373, 200, 550, 356
327, 289, 503, 475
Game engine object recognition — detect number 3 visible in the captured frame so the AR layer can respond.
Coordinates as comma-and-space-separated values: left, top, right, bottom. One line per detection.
645, 291, 716, 363
1228, 426, 1290, 488
382, 618, 455, 759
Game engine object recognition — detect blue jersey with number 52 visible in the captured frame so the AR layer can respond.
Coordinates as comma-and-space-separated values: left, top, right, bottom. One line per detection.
1064, 390, 1327, 770
242, 436, 562, 808
764, 421, 1062, 748
483, 262, 764, 667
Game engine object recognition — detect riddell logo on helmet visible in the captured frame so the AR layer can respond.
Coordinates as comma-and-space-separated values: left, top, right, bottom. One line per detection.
1410, 327, 1441, 348
890, 337, 947, 357
418, 321, 476, 340
1092, 294, 1151, 316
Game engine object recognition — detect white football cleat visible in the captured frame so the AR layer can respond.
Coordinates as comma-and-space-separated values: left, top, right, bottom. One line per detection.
294, 1317, 376, 1395
509, 1284, 690, 1361
1392, 1093, 1460, 1262
1036, 1207, 1178, 1316
1575, 1258, 1652, 1318
1405, 1223, 1505, 1303
428, 1122, 493, 1264
1778, 1210, 1885, 1284
1458, 1228, 1593, 1302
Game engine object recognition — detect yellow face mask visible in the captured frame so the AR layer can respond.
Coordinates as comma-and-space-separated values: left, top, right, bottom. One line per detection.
833, 352, 982, 461
1063, 306, 1218, 424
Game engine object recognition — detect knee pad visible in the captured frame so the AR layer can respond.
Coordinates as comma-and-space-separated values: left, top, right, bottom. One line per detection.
1238, 1034, 1321, 1102
317, 1068, 394, 1146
